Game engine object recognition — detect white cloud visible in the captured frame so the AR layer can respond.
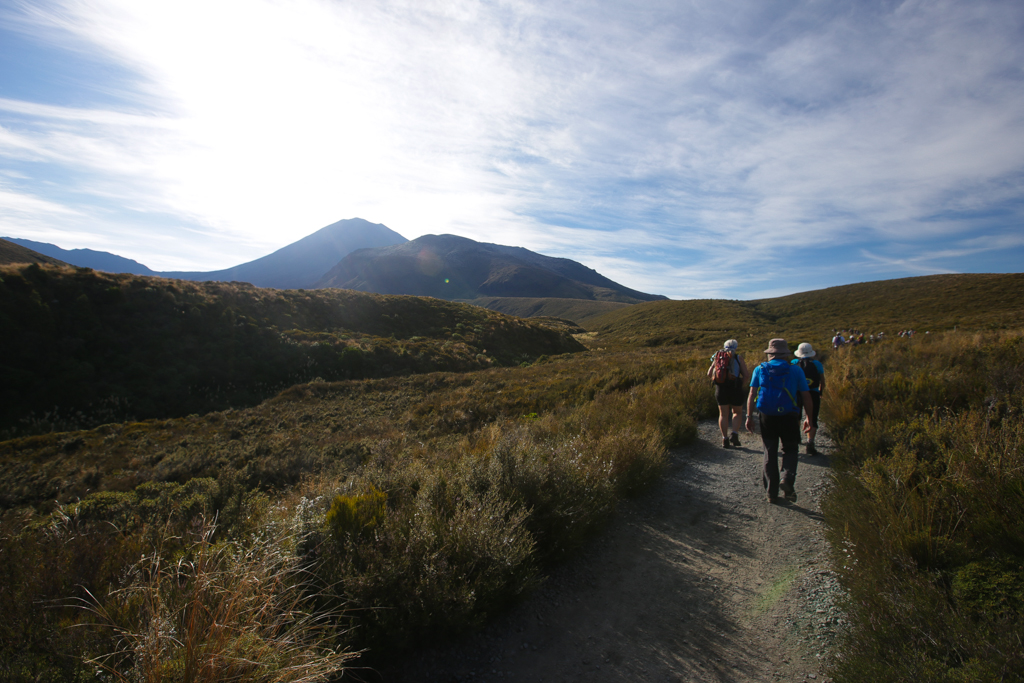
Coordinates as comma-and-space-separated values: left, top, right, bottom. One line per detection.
1, 0, 1023, 294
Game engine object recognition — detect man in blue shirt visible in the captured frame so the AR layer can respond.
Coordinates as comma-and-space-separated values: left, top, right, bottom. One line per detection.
745, 338, 813, 503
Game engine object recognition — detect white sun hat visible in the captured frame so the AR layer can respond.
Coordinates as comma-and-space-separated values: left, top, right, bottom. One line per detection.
794, 342, 816, 358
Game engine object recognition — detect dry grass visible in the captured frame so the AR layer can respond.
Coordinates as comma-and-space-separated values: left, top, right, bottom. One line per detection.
584, 273, 1024, 350
83, 518, 358, 683
1, 345, 717, 678
822, 330, 1024, 682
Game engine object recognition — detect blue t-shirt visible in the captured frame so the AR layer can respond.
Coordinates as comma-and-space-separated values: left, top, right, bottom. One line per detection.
790, 358, 824, 394
750, 359, 809, 414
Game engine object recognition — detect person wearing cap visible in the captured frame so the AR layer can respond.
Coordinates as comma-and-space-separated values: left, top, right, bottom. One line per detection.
706, 339, 749, 448
745, 338, 813, 503
791, 342, 825, 456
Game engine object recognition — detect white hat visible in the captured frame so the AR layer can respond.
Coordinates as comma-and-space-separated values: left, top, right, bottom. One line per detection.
723, 339, 738, 351
794, 342, 816, 358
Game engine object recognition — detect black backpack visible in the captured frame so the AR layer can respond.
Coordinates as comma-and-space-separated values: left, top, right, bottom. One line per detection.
798, 358, 821, 391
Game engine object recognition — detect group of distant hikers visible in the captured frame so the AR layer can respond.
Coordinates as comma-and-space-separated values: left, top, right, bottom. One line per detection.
832, 329, 922, 349
706, 337, 824, 504
831, 329, 887, 347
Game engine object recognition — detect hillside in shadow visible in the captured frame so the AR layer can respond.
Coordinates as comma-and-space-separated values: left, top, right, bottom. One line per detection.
316, 234, 666, 303
0, 263, 583, 437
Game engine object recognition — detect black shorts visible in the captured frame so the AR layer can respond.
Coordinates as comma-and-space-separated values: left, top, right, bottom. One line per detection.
715, 379, 745, 406
802, 391, 821, 428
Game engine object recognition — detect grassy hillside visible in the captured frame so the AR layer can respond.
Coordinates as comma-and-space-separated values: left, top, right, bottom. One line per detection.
0, 263, 583, 437
468, 295, 632, 324
823, 330, 1024, 681
0, 238, 66, 267
584, 274, 1024, 351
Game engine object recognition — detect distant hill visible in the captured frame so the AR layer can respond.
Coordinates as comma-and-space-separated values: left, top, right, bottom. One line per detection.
3, 236, 153, 273
4, 218, 407, 289
0, 238, 67, 267
160, 217, 407, 289
0, 262, 584, 437
468, 296, 633, 324
584, 273, 1024, 350
316, 234, 666, 304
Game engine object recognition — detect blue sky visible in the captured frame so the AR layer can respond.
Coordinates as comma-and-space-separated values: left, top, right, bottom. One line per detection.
1, 0, 1023, 299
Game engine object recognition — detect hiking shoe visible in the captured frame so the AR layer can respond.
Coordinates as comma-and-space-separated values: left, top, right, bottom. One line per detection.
767, 493, 779, 504
730, 432, 741, 447
780, 482, 797, 502
722, 437, 730, 448
806, 443, 818, 456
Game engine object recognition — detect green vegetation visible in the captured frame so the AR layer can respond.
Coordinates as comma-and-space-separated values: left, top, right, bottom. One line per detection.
467, 296, 633, 324
823, 331, 1024, 682
3, 265, 1023, 681
0, 346, 715, 680
585, 273, 1024, 349
0, 263, 582, 437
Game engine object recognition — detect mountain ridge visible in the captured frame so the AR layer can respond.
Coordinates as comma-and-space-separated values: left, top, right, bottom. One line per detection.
0, 238, 69, 267
316, 233, 666, 304
159, 217, 406, 289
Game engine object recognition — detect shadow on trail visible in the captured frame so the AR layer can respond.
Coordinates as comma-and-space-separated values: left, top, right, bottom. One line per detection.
380, 427, 833, 682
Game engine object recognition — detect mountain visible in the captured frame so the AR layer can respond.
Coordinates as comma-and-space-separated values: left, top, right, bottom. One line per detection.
5, 218, 407, 289
315, 234, 666, 304
159, 218, 407, 289
2, 237, 136, 271
582, 273, 1024, 349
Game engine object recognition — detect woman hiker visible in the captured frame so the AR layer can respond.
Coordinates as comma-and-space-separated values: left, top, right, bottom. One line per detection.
791, 342, 825, 455
707, 339, 749, 448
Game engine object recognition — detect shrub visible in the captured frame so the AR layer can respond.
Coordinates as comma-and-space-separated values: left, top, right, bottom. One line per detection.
325, 486, 387, 540
823, 331, 1024, 682
85, 519, 357, 683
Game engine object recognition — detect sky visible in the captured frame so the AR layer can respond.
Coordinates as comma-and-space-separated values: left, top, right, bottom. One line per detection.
1, 0, 1023, 300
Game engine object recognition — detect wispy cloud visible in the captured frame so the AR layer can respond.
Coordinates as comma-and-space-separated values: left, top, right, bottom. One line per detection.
1, 0, 1022, 294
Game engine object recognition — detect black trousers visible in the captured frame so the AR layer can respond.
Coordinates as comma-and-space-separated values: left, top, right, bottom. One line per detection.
759, 412, 801, 497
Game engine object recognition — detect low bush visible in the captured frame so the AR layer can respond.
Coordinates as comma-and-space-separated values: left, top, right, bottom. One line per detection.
822, 330, 1024, 682
1, 345, 716, 677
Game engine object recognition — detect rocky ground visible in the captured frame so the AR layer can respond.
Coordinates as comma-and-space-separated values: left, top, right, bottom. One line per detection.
369, 420, 848, 683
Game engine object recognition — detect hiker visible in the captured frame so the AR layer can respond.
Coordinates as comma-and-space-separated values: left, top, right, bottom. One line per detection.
707, 339, 749, 448
745, 338, 813, 503
791, 342, 825, 455
832, 333, 845, 349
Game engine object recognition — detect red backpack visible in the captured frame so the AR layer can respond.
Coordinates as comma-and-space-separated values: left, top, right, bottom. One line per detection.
712, 350, 738, 384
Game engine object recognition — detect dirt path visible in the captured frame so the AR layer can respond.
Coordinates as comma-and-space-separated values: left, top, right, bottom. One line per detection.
374, 421, 844, 683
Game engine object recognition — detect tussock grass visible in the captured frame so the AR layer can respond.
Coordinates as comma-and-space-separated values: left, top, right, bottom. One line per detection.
822, 330, 1024, 682
84, 519, 358, 683
1, 345, 715, 678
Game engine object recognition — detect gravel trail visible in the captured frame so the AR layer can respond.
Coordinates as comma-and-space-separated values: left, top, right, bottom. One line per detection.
374, 420, 845, 683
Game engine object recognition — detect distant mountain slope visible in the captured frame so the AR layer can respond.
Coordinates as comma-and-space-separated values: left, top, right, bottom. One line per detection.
468, 296, 633, 324
316, 234, 666, 303
2, 237, 141, 271
584, 273, 1024, 349
160, 217, 407, 289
